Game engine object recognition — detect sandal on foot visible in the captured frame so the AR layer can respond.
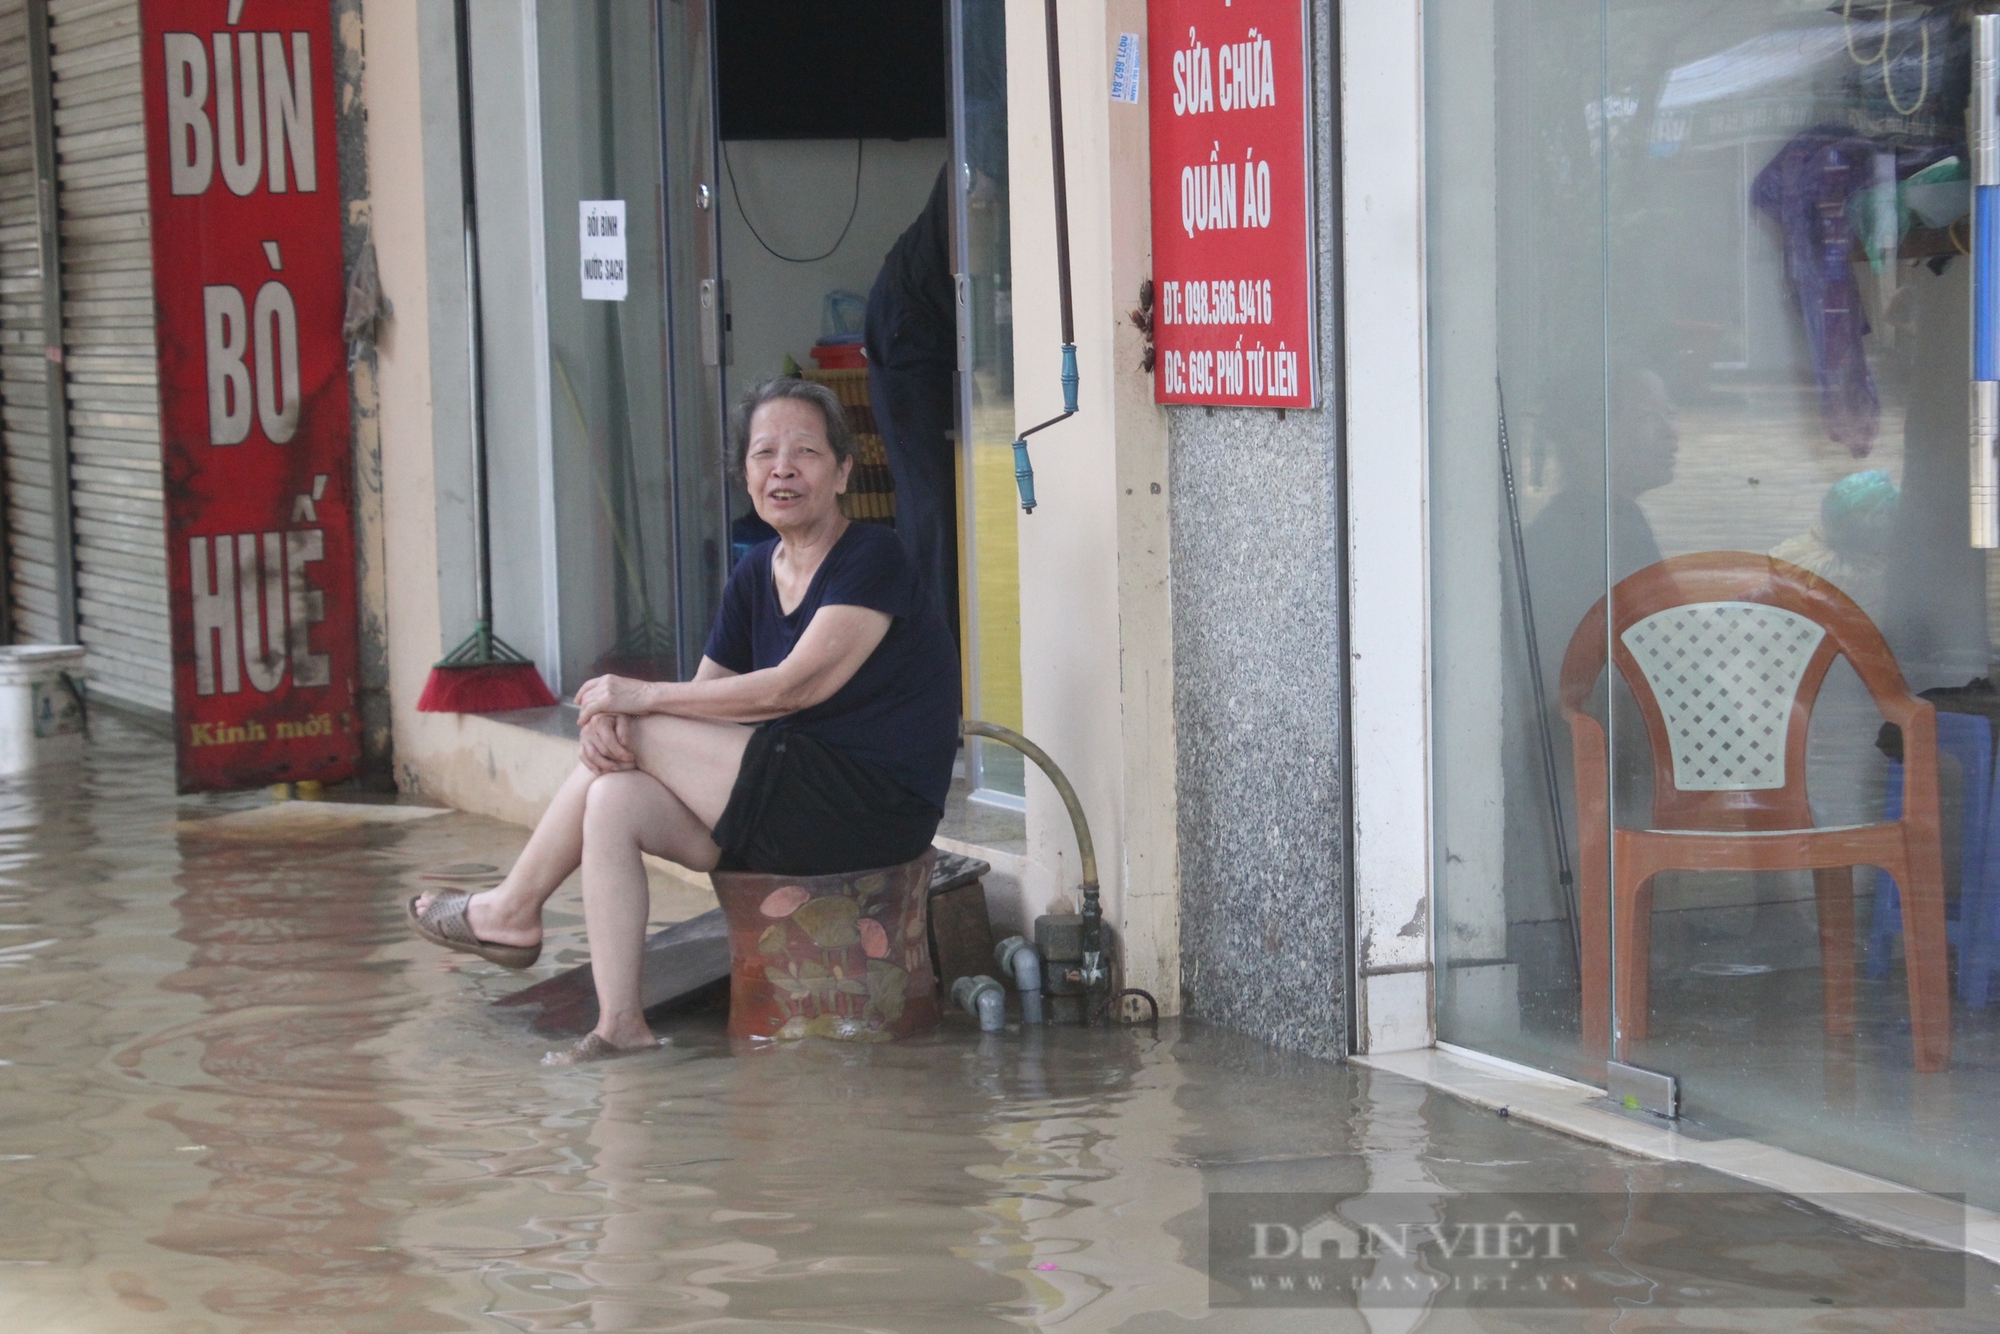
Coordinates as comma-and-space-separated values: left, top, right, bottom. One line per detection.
406, 891, 541, 970
540, 1032, 668, 1067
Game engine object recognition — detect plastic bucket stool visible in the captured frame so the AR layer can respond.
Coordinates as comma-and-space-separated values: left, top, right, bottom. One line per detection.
0, 646, 86, 775
711, 848, 941, 1041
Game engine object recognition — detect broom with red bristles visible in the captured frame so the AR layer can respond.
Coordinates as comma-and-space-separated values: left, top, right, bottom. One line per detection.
418, 0, 557, 715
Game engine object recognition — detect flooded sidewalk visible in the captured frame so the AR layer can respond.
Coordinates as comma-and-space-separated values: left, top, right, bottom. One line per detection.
0, 719, 1995, 1331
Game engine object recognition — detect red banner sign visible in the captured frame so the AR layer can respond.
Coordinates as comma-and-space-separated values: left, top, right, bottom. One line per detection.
1146, 0, 1317, 408
141, 0, 359, 790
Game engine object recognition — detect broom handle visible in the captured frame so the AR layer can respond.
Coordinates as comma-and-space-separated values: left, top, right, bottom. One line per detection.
453, 0, 494, 643
1043, 0, 1073, 348
1008, 0, 1079, 515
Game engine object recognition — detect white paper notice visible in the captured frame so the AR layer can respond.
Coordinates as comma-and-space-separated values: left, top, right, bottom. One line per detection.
580, 200, 627, 301
1111, 33, 1143, 104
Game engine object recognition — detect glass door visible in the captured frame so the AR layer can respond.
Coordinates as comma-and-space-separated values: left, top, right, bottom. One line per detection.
531, 0, 723, 689
1430, 0, 2000, 1211
951, 0, 1024, 803
1600, 0, 1991, 1199
658, 0, 728, 678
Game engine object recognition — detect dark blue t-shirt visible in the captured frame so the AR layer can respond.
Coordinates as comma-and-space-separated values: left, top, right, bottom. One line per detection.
702, 522, 960, 810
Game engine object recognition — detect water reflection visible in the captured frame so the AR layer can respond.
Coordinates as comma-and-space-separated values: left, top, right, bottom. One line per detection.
453, 1040, 1029, 1330
139, 816, 434, 1327
0, 720, 1992, 1330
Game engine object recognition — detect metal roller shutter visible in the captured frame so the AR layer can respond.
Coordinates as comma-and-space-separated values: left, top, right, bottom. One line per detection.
50, 0, 167, 712
0, 0, 60, 647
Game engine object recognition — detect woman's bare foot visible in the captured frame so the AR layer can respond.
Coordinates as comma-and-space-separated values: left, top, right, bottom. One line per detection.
540, 1029, 667, 1066
411, 887, 542, 950
592, 1013, 661, 1050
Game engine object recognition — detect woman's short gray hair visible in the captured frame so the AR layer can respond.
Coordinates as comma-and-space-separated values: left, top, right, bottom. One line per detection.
729, 378, 857, 480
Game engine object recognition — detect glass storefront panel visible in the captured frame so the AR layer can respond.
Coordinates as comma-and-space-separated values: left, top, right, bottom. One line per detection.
656, 0, 728, 679
1428, 0, 1607, 1077
1430, 0, 2000, 1209
529, 0, 726, 689
536, 0, 679, 690
953, 0, 1023, 799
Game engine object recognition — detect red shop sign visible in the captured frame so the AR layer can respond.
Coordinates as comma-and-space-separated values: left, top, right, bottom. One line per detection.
140, 0, 359, 790
1146, 0, 1317, 408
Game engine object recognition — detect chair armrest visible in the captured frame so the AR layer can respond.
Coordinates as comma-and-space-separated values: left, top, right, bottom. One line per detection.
1875, 691, 1935, 730
1893, 699, 1944, 818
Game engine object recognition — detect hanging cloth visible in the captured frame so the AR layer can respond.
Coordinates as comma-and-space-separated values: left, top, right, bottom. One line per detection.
1753, 126, 1882, 457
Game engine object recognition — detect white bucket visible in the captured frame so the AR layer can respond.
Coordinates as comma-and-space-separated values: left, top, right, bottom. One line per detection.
0, 645, 87, 774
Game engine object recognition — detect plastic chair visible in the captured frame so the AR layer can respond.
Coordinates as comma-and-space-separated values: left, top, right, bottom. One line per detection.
1559, 553, 1951, 1073
1868, 710, 1998, 1007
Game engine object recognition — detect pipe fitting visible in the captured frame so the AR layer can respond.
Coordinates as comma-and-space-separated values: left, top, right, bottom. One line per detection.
952, 974, 1006, 1032
994, 936, 1044, 1025
962, 719, 1108, 1022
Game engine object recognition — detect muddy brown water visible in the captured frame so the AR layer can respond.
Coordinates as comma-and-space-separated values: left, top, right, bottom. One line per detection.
0, 717, 1995, 1331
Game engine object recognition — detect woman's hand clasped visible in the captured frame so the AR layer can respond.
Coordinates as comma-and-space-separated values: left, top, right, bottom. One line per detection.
575, 674, 654, 729
576, 675, 653, 774
579, 713, 635, 774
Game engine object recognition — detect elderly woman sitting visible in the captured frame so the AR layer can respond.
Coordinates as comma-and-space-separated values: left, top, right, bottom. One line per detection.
409, 379, 960, 1062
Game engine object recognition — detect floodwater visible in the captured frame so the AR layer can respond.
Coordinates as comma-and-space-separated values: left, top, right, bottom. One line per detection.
1, 717, 1997, 1332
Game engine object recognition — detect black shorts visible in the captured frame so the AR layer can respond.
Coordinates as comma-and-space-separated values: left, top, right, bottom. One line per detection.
710, 724, 942, 876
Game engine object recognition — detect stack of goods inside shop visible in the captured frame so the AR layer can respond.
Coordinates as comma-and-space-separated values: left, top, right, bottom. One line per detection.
802, 368, 897, 526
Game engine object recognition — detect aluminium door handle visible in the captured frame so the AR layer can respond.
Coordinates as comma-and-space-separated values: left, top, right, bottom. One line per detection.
699, 277, 726, 368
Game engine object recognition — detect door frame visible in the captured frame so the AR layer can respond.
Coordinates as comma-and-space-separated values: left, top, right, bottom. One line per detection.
657, 0, 730, 679
1341, 0, 1436, 1057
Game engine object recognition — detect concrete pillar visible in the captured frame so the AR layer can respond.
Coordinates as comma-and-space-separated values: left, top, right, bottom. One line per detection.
1006, 0, 1181, 1010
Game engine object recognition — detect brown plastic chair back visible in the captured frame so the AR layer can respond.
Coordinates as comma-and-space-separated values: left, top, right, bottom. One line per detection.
1558, 552, 1921, 833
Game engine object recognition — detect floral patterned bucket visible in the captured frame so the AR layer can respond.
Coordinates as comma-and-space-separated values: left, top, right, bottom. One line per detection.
710, 849, 941, 1042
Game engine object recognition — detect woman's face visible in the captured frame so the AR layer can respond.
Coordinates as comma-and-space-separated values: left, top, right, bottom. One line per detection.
745, 398, 851, 532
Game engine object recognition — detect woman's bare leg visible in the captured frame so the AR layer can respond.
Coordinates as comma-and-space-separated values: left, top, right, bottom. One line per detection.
415, 715, 751, 953
413, 762, 594, 949
624, 715, 754, 828
576, 716, 752, 1046
579, 769, 725, 1047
